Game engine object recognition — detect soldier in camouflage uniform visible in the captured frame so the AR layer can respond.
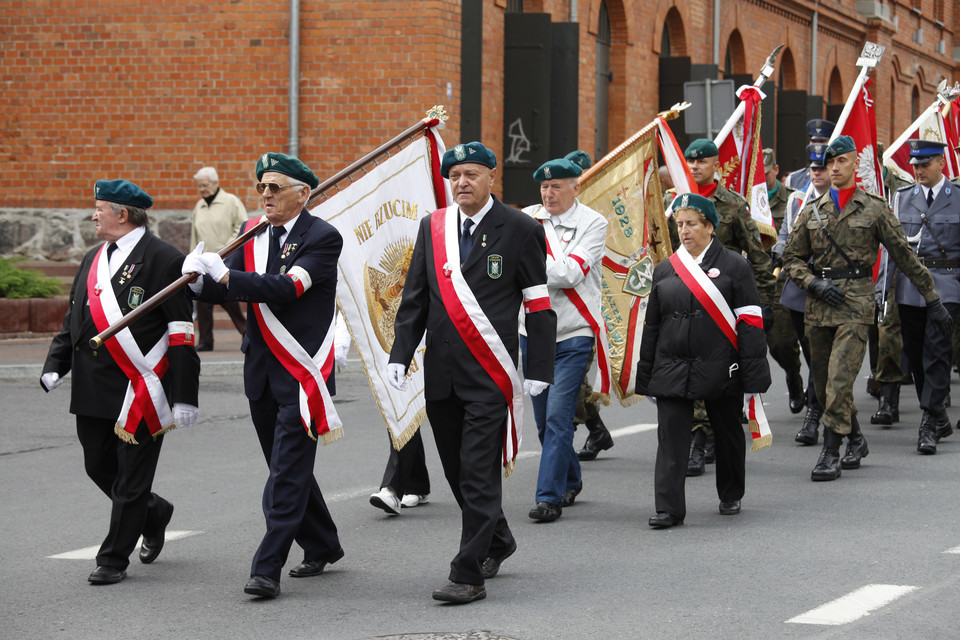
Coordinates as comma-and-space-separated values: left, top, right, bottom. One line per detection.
667, 139, 776, 475
764, 148, 805, 413
783, 136, 952, 482
869, 158, 914, 425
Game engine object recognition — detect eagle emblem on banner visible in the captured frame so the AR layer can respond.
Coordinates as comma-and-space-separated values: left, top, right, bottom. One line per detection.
364, 240, 415, 352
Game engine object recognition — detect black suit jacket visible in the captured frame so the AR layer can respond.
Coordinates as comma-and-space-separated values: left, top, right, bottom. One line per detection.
390, 196, 557, 402
43, 230, 200, 420
195, 210, 342, 404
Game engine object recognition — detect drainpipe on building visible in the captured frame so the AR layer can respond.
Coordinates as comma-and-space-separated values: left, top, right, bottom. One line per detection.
713, 0, 720, 67
811, 4, 819, 95
289, 0, 300, 158
569, 0, 577, 22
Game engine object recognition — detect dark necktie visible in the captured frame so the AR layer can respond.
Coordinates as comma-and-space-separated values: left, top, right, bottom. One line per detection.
459, 218, 474, 263
106, 242, 118, 260
268, 225, 283, 268
927, 189, 934, 208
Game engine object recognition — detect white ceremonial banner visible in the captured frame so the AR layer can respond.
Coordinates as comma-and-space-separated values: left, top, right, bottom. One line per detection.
310, 134, 450, 448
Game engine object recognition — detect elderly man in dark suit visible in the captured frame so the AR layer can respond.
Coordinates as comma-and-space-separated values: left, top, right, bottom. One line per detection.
41, 179, 201, 585
388, 141, 557, 604
889, 139, 960, 454
185, 153, 344, 599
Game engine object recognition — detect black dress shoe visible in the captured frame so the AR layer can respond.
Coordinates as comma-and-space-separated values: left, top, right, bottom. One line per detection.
88, 565, 126, 585
577, 428, 614, 461
528, 501, 562, 522
787, 370, 805, 414
648, 512, 683, 528
481, 539, 517, 579
195, 343, 213, 352
432, 581, 486, 603
139, 502, 174, 564
561, 482, 583, 507
289, 548, 345, 577
719, 500, 741, 515
244, 575, 280, 598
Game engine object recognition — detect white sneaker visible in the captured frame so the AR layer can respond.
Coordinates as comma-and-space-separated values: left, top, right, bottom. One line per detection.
369, 487, 401, 515
400, 494, 429, 508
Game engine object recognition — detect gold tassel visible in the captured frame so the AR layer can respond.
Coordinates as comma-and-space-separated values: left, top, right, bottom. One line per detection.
320, 427, 343, 446
152, 422, 177, 440
750, 433, 772, 452
114, 422, 138, 445
503, 459, 516, 478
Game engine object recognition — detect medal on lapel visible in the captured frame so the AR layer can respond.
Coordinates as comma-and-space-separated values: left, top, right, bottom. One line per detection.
481, 234, 487, 248
118, 263, 136, 286
281, 243, 297, 260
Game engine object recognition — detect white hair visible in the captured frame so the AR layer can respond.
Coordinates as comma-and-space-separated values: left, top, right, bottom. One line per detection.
193, 166, 219, 183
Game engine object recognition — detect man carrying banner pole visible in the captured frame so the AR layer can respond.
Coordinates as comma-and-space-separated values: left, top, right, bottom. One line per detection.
185, 152, 345, 599
520, 157, 609, 522
388, 141, 557, 604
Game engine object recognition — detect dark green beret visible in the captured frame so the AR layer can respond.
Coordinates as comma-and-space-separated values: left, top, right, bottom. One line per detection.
440, 141, 497, 178
564, 150, 592, 170
684, 138, 719, 160
256, 152, 320, 189
94, 179, 153, 209
533, 158, 583, 182
825, 135, 856, 159
672, 192, 719, 228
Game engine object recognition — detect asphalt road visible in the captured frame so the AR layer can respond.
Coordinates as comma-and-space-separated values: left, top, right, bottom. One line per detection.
2, 356, 959, 639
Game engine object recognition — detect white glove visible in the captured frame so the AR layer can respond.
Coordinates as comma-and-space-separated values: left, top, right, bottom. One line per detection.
333, 312, 350, 368
523, 379, 550, 396
40, 371, 63, 392
387, 363, 408, 391
173, 403, 199, 429
182, 243, 206, 293
334, 342, 349, 368
200, 252, 229, 283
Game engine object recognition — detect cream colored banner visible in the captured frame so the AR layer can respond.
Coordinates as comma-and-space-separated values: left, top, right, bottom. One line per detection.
579, 133, 672, 405
310, 135, 449, 448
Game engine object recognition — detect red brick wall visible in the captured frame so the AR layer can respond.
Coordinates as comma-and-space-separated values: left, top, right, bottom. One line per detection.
1, 0, 957, 215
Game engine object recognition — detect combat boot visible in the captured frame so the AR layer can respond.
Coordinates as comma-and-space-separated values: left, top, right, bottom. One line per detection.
795, 404, 822, 445
917, 411, 938, 455
703, 431, 716, 464
686, 429, 706, 477
866, 374, 881, 398
870, 383, 900, 426
840, 416, 869, 469
787, 369, 805, 414
811, 429, 842, 481
934, 411, 953, 442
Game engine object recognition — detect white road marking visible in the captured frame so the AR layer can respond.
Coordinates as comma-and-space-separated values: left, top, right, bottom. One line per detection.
944, 545, 960, 554
515, 422, 656, 460
48, 531, 201, 560
786, 584, 919, 625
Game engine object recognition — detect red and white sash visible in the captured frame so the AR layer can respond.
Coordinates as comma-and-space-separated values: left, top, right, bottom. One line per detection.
86, 244, 188, 443
539, 217, 612, 399
242, 217, 342, 444
430, 206, 524, 476
668, 245, 772, 451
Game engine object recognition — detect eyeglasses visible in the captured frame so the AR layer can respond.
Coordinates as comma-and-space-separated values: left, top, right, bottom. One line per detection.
256, 182, 302, 195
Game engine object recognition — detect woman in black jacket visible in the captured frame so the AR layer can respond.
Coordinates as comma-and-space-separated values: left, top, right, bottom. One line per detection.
636, 193, 771, 528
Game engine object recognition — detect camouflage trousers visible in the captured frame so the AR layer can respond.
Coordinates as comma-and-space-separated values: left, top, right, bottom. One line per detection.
806, 323, 870, 435
574, 369, 601, 426
870, 291, 905, 383
691, 401, 713, 435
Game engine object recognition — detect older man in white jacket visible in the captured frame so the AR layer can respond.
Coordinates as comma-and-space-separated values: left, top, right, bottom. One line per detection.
520, 157, 609, 522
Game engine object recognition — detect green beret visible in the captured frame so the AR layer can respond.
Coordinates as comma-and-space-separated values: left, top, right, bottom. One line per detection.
94, 179, 153, 209
256, 152, 320, 189
533, 158, 583, 182
673, 192, 719, 228
440, 141, 497, 178
825, 135, 856, 159
684, 138, 719, 160
564, 150, 592, 170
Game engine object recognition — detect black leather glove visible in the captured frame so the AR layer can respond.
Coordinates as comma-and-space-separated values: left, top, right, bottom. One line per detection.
807, 277, 846, 307
927, 299, 954, 336
761, 304, 774, 331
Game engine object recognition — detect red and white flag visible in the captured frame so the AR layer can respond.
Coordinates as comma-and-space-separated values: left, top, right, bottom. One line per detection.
714, 85, 776, 247
885, 101, 960, 182
656, 116, 697, 210
838, 78, 884, 198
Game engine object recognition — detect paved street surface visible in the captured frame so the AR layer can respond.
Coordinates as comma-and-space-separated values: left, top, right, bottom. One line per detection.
2, 341, 959, 639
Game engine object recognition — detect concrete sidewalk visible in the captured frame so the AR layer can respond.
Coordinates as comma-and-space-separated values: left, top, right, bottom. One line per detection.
0, 328, 245, 380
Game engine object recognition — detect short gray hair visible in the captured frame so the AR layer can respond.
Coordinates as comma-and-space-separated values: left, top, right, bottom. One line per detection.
193, 166, 219, 183
109, 201, 149, 227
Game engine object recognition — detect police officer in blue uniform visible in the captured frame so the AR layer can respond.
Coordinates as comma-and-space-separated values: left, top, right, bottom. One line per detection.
785, 120, 835, 192
889, 139, 959, 454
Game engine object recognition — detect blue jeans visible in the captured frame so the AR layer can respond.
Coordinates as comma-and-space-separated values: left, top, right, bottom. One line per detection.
521, 335, 594, 505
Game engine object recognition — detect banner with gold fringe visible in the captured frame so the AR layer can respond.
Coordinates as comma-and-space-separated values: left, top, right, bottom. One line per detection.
578, 122, 675, 406
310, 123, 449, 450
